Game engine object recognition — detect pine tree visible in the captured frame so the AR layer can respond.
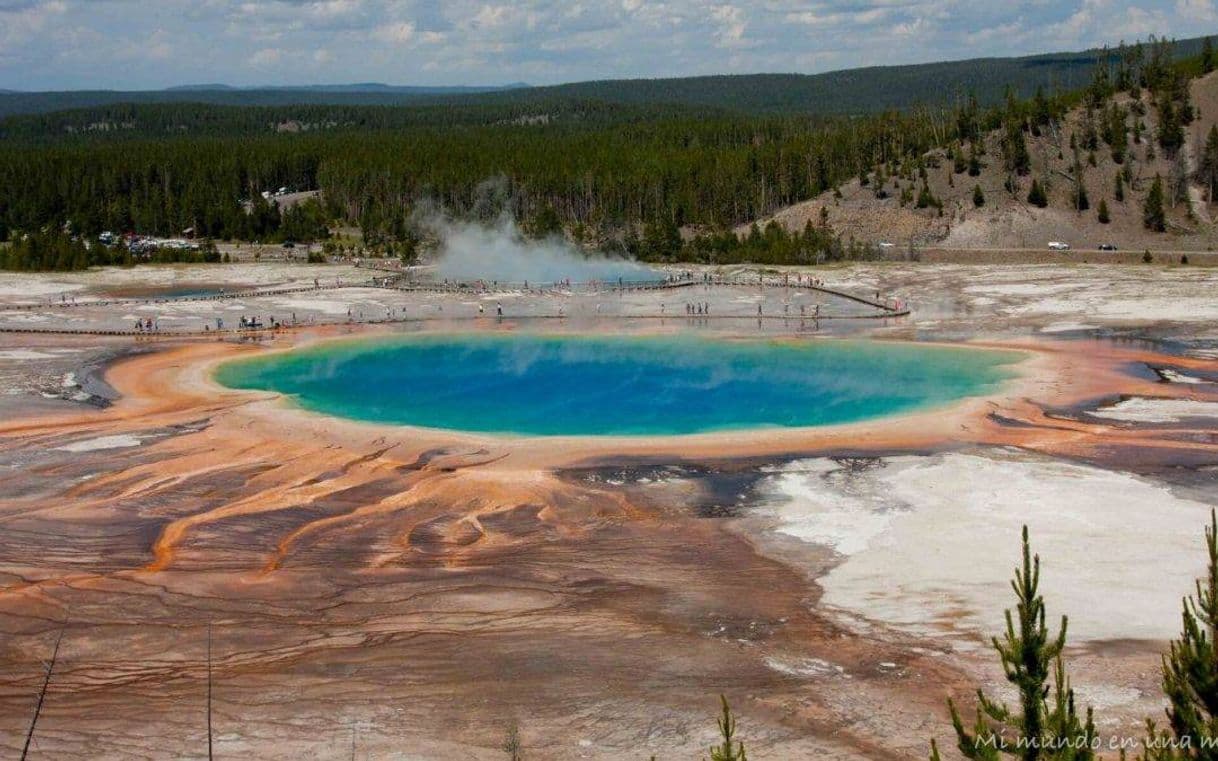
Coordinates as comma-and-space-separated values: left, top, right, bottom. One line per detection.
1004, 121, 1032, 176
1205, 37, 1216, 75
1097, 199, 1110, 224
930, 527, 1097, 761
917, 182, 939, 209
1028, 179, 1049, 208
1141, 511, 1218, 760
1033, 86, 1053, 131
1074, 181, 1090, 212
1070, 154, 1090, 213
502, 723, 524, 761
1199, 126, 1218, 203
1086, 55, 1114, 109
399, 231, 420, 264
643, 216, 683, 262
707, 695, 747, 761
1115, 172, 1126, 203
974, 185, 986, 207
1180, 77, 1197, 127
1158, 96, 1184, 155
525, 203, 563, 239
1144, 175, 1167, 232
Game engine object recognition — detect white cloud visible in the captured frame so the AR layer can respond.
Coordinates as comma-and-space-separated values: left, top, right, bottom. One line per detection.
374, 20, 415, 42
0, 0, 66, 57
711, 4, 748, 48
249, 47, 283, 66
145, 28, 172, 60
472, 4, 510, 29
309, 0, 362, 19
1176, 0, 1217, 21
0, 0, 1207, 89
786, 6, 895, 28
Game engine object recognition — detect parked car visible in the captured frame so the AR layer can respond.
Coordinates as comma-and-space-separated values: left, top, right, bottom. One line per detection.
1098, 243, 1118, 251
1048, 241, 1071, 251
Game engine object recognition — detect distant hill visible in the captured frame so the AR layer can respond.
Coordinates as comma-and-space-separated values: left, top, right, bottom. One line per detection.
165, 84, 237, 91
264, 82, 531, 94
0, 83, 530, 118
168, 82, 530, 94
0, 98, 714, 142
0, 36, 1209, 118
470, 37, 1211, 114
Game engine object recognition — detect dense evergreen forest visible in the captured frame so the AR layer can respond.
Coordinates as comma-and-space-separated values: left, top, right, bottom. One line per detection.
0, 229, 222, 271
473, 35, 1209, 116
0, 106, 1000, 257
0, 83, 529, 120
0, 99, 716, 142
0, 36, 1204, 271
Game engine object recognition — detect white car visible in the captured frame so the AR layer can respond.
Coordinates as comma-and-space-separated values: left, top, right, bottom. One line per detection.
1048, 241, 1071, 251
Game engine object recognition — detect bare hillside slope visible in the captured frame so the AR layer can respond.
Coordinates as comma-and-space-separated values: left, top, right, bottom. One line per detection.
743, 71, 1218, 252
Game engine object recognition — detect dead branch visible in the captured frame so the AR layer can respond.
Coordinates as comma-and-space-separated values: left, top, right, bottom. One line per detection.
22, 622, 66, 761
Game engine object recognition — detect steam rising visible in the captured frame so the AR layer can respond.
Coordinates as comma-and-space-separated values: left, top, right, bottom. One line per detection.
420, 212, 658, 285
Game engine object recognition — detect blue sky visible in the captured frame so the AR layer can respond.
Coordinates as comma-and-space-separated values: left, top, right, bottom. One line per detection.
1, 0, 1215, 90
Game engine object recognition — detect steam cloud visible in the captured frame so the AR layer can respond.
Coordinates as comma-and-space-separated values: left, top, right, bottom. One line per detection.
419, 211, 658, 285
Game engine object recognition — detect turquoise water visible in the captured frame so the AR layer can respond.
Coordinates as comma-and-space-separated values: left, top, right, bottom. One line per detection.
214, 334, 1023, 436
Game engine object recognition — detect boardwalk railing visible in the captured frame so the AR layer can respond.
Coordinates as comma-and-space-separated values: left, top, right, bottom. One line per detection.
6, 281, 384, 312
0, 274, 908, 336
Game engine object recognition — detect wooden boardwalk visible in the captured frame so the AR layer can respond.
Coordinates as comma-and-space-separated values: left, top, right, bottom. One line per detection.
0, 276, 907, 337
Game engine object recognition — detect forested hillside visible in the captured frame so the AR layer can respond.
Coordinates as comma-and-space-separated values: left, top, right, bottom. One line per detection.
0, 83, 528, 119
0, 36, 1210, 270
0, 109, 959, 244
746, 37, 1218, 252
0, 100, 719, 142
1, 36, 1207, 119
467, 36, 1209, 115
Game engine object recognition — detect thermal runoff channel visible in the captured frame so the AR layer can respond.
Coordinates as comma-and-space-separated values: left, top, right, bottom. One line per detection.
215, 334, 1023, 436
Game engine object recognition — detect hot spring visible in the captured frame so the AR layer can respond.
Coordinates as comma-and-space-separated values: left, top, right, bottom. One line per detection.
214, 334, 1024, 436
